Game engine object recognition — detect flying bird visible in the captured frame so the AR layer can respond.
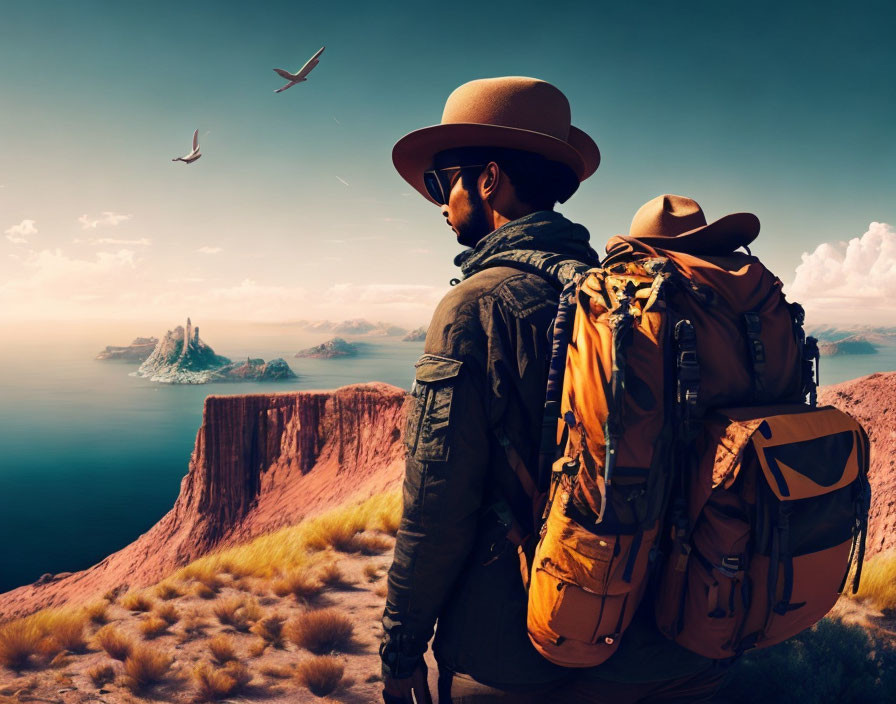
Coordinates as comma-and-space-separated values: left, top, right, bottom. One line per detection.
172, 129, 201, 164
273, 46, 325, 93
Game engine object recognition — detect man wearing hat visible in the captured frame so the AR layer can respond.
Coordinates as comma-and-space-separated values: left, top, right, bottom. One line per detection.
380, 76, 602, 702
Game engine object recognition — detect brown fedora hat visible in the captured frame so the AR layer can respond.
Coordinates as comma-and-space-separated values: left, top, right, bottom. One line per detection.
393, 76, 600, 204
629, 194, 760, 255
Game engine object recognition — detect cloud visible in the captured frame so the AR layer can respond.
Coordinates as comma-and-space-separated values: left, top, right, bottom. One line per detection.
787, 222, 896, 322
78, 211, 132, 229
74, 237, 152, 246
5, 219, 37, 244
150, 278, 308, 320
197, 246, 222, 254
325, 283, 445, 308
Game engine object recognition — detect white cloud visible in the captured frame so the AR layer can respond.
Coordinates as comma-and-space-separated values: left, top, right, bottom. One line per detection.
5, 219, 37, 244
197, 246, 222, 254
326, 283, 445, 308
74, 237, 152, 246
788, 222, 896, 322
78, 211, 132, 229
150, 278, 308, 321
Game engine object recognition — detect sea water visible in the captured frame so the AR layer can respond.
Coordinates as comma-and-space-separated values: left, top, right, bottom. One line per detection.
0, 325, 893, 593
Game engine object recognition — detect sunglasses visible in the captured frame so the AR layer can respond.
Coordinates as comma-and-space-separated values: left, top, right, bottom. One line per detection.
422, 165, 487, 205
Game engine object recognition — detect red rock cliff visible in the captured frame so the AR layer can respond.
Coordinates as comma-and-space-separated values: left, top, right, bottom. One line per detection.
819, 371, 896, 559
0, 383, 408, 621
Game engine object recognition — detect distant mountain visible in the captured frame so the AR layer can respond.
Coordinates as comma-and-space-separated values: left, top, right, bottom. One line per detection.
818, 335, 879, 357
807, 325, 896, 344
95, 336, 158, 362
402, 326, 427, 342
135, 319, 297, 383
294, 319, 408, 337
295, 337, 358, 359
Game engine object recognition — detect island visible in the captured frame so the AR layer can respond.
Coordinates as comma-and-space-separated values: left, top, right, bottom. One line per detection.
294, 337, 359, 359
402, 326, 427, 342
134, 318, 297, 383
818, 336, 879, 357
95, 336, 158, 362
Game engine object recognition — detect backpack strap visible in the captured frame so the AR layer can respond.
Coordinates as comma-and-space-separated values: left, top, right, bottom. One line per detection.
469, 250, 594, 291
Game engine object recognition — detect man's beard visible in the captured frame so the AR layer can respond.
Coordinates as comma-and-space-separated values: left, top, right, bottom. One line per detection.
455, 187, 492, 248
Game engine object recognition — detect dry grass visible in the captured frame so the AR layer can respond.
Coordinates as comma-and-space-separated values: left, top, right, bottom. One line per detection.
364, 564, 383, 582
354, 532, 395, 555
318, 563, 354, 589
40, 611, 89, 655
121, 643, 173, 692
139, 615, 170, 640
248, 639, 268, 657
854, 550, 896, 612
155, 602, 180, 625
250, 615, 286, 648
193, 582, 217, 600
155, 581, 183, 601
272, 570, 324, 603
87, 662, 115, 686
286, 609, 355, 655
212, 597, 252, 632
179, 613, 209, 643
208, 635, 238, 665
84, 600, 109, 625
374, 583, 389, 598
242, 596, 264, 623
0, 619, 46, 670
94, 624, 135, 661
259, 662, 294, 679
192, 660, 252, 701
121, 591, 154, 613
295, 655, 345, 697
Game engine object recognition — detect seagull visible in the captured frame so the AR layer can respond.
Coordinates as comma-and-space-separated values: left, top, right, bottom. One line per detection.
273, 46, 325, 93
172, 129, 201, 164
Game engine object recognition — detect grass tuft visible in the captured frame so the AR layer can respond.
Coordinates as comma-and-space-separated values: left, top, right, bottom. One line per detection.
208, 634, 238, 665
364, 563, 384, 582
139, 615, 170, 640
212, 597, 251, 632
295, 655, 344, 697
271, 571, 324, 603
193, 582, 217, 600
178, 613, 209, 643
155, 602, 180, 625
84, 600, 109, 625
192, 660, 252, 701
121, 591, 154, 613
94, 624, 135, 661
251, 615, 286, 648
0, 619, 44, 670
853, 550, 896, 612
154, 581, 183, 601
318, 563, 354, 589
121, 643, 173, 692
42, 611, 89, 655
87, 662, 115, 686
286, 609, 355, 655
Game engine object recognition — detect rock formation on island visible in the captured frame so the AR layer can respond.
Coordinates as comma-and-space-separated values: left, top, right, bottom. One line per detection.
95, 336, 158, 362
402, 326, 427, 342
0, 383, 408, 620
818, 335, 878, 356
295, 337, 358, 359
135, 318, 297, 383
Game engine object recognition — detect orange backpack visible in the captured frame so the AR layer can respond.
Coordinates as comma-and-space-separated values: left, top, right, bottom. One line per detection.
524, 237, 871, 667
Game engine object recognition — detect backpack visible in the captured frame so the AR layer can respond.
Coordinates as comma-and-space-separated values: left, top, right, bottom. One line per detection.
503, 237, 871, 668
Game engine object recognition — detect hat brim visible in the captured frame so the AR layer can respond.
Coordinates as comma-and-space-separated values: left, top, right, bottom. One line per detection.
392, 123, 600, 205
632, 213, 760, 256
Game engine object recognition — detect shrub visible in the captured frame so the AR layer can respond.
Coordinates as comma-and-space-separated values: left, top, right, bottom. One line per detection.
139, 615, 170, 640
94, 624, 134, 661
208, 635, 238, 665
87, 663, 115, 686
121, 643, 173, 692
295, 655, 344, 697
84, 600, 109, 625
251, 615, 285, 648
154, 581, 183, 601
286, 609, 355, 655
193, 660, 252, 701
0, 619, 44, 670
720, 617, 896, 703
853, 550, 896, 612
212, 597, 251, 632
318, 563, 353, 589
155, 602, 180, 625
272, 571, 323, 603
121, 591, 154, 613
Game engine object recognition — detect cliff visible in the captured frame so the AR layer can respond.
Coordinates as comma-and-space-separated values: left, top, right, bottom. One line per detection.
0, 383, 407, 621
819, 372, 896, 559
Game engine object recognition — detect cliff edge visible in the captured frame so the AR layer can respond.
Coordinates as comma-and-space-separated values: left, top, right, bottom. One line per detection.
0, 382, 407, 621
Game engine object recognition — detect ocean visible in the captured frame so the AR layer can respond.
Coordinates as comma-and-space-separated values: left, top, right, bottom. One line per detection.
0, 322, 893, 594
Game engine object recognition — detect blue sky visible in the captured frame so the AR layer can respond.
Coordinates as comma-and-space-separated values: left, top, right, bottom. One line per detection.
1, 0, 894, 325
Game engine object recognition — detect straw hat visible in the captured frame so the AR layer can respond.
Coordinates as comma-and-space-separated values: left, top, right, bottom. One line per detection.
629, 194, 760, 255
393, 76, 600, 204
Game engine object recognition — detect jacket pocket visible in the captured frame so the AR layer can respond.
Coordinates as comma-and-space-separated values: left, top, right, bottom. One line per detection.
405, 354, 463, 462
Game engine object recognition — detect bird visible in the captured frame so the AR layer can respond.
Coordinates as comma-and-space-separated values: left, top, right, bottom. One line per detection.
273, 46, 325, 93
172, 129, 201, 164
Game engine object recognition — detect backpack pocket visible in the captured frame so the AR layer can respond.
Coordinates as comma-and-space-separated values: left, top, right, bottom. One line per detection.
528, 500, 658, 667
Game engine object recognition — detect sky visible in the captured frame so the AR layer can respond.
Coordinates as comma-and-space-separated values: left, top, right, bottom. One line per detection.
1, 0, 894, 328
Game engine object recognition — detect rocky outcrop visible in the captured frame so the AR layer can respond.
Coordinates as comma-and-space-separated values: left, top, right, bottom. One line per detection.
95, 337, 158, 362
820, 372, 895, 558
298, 319, 407, 337
402, 326, 427, 342
0, 383, 408, 621
818, 336, 878, 357
217, 357, 296, 381
295, 337, 358, 359
136, 320, 231, 383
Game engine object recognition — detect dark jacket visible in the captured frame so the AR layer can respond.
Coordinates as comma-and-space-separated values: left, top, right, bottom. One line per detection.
382, 211, 600, 687
382, 211, 712, 688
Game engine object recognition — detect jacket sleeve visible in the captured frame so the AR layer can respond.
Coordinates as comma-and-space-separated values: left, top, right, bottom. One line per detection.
382, 298, 491, 666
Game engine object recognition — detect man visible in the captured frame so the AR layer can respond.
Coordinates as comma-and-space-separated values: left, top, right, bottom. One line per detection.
380, 76, 602, 702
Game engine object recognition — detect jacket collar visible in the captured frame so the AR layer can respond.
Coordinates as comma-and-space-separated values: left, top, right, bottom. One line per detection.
454, 210, 599, 279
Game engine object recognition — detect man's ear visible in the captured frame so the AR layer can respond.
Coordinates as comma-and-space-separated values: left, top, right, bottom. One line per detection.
478, 162, 500, 202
